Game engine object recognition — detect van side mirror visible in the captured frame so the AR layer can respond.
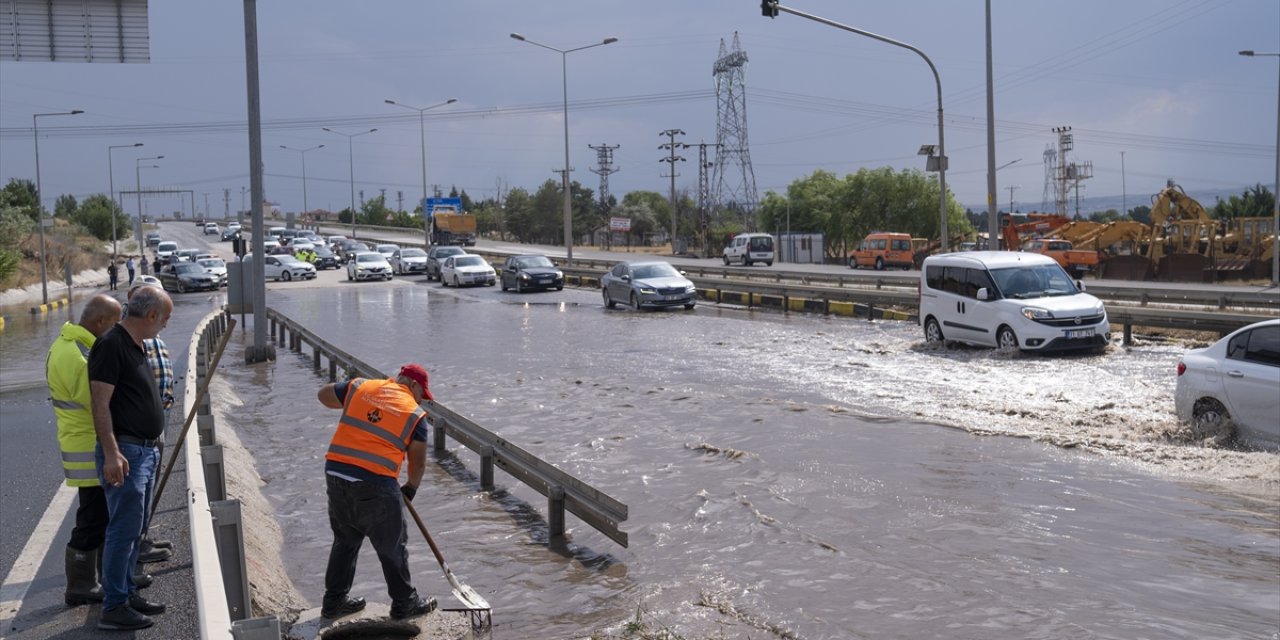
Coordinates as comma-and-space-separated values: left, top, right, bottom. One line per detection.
621, 275, 631, 282
977, 287, 990, 301
1075, 280, 1086, 291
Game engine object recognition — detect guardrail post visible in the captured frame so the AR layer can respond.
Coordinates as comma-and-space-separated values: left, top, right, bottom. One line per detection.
202, 444, 226, 503
231, 616, 281, 640
197, 414, 217, 447
328, 358, 337, 382
313, 346, 321, 371
1123, 322, 1133, 346
432, 418, 447, 451
479, 446, 494, 491
210, 499, 253, 621
548, 486, 565, 538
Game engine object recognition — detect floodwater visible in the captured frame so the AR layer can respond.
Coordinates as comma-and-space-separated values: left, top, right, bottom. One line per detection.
201, 279, 1278, 639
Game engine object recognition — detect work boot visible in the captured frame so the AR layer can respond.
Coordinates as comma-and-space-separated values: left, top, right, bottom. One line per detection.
134, 572, 153, 589
137, 539, 172, 564
127, 594, 166, 616
389, 594, 437, 620
320, 595, 366, 619
143, 536, 173, 550
98, 605, 153, 631
64, 545, 104, 606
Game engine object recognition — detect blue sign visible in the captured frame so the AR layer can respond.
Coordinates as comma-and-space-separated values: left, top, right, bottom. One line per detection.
423, 197, 462, 220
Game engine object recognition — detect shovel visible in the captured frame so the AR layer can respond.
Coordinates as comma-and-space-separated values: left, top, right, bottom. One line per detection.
402, 495, 491, 623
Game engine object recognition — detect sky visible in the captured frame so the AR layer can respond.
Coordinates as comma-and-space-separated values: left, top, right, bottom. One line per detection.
1, 0, 1277, 220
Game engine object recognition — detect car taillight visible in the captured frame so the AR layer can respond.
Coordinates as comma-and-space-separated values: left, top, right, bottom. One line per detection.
1176, 361, 1186, 376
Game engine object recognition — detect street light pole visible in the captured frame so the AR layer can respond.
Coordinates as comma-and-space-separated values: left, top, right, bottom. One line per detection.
323, 127, 377, 239
135, 155, 164, 273
762, 3, 950, 250
33, 109, 84, 305
511, 33, 618, 263
108, 142, 144, 257
280, 144, 324, 222
1238, 50, 1280, 287
384, 98, 457, 245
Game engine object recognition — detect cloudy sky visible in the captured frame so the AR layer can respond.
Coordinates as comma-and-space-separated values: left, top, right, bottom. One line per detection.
1, 0, 1276, 219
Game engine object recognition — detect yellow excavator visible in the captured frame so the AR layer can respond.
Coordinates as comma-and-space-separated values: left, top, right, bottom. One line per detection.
1213, 216, 1276, 279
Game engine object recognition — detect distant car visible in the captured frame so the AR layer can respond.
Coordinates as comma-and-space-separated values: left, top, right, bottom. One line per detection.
203, 222, 219, 236
500, 254, 563, 293
197, 258, 228, 287
221, 226, 240, 241
175, 248, 201, 263
311, 246, 341, 270
390, 248, 428, 275
132, 274, 162, 288
375, 244, 400, 260
157, 262, 219, 293
425, 245, 466, 281
346, 251, 393, 282
602, 261, 697, 310
244, 253, 316, 281
155, 241, 178, 262
284, 237, 315, 252
440, 254, 496, 287
337, 239, 370, 263
145, 232, 162, 247
299, 230, 323, 242
1175, 319, 1280, 450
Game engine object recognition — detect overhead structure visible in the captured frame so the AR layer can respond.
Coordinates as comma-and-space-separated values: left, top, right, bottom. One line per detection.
711, 32, 759, 230
589, 142, 620, 246
1, 0, 151, 63
1051, 127, 1092, 218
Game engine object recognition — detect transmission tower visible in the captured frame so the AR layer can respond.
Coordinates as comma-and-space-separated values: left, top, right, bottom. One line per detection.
1041, 144, 1055, 213
659, 129, 689, 252
589, 143, 620, 247
711, 32, 759, 229
1052, 126, 1092, 218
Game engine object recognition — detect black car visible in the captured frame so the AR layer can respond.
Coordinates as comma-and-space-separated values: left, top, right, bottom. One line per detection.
312, 246, 341, 270
337, 239, 370, 264
500, 255, 564, 292
157, 262, 219, 293
425, 245, 466, 281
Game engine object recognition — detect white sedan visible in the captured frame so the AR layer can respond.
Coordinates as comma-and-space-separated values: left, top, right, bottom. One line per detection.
243, 253, 316, 282
197, 257, 228, 287
346, 251, 393, 281
440, 254, 496, 287
1175, 319, 1280, 450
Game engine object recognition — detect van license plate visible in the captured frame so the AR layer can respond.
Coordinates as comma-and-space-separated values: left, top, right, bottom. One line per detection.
1065, 328, 1094, 339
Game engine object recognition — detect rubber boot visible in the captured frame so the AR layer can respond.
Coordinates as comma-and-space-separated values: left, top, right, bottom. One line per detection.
64, 545, 104, 606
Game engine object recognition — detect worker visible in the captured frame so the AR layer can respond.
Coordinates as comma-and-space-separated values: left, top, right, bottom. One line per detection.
47, 294, 122, 607
315, 364, 437, 620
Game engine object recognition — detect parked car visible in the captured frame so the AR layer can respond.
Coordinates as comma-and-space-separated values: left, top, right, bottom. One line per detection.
440, 255, 496, 287
197, 257, 228, 286
157, 262, 219, 293
346, 251, 393, 281
243, 253, 316, 281
500, 255, 564, 292
375, 244, 400, 260
390, 248, 428, 275
203, 222, 220, 236
722, 232, 775, 266
1175, 319, 1280, 450
601, 261, 697, 310
849, 232, 913, 270
425, 245, 466, 281
145, 231, 162, 247
311, 246, 341, 270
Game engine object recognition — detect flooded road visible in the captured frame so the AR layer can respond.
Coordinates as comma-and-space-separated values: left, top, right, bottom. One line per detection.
207, 276, 1277, 639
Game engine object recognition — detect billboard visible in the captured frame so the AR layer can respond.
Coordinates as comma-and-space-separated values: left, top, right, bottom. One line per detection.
1, 0, 151, 63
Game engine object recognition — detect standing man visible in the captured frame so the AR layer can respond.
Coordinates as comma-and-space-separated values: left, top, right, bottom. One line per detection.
88, 285, 172, 631
125, 256, 136, 287
316, 364, 437, 620
126, 281, 176, 566
47, 294, 122, 606
107, 259, 119, 291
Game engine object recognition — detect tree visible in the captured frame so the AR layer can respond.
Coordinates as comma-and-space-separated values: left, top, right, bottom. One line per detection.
1089, 209, 1122, 223
503, 188, 534, 243
359, 195, 393, 226
0, 191, 36, 284
1212, 184, 1275, 221
71, 194, 125, 241
1129, 205, 1152, 225
2, 179, 38, 222
55, 194, 78, 219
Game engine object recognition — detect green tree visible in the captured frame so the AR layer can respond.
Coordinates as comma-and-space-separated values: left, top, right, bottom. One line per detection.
55, 194, 78, 219
70, 194, 125, 241
1212, 184, 1274, 221
1129, 205, 1152, 225
1089, 209, 1122, 223
2, 179, 38, 222
503, 188, 534, 242
359, 195, 393, 226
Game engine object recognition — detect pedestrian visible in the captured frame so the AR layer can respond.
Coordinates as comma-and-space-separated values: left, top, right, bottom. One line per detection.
46, 294, 121, 607
125, 256, 136, 287
125, 281, 176, 567
107, 259, 119, 291
315, 364, 438, 620
88, 284, 172, 631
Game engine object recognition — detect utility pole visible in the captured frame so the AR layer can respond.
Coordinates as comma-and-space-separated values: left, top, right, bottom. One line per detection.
397, 190, 404, 214
240, 186, 248, 216
203, 192, 210, 218
223, 188, 231, 221
696, 141, 722, 257
1121, 151, 1127, 217
589, 143, 620, 249
659, 128, 688, 254
1006, 184, 1019, 214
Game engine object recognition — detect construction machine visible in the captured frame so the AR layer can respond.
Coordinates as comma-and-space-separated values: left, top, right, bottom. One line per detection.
1146, 184, 1215, 281
1212, 216, 1276, 280
1000, 213, 1072, 251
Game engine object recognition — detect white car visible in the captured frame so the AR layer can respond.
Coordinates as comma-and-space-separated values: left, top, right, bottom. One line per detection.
155, 241, 178, 262
197, 257, 228, 287
375, 244, 401, 260
244, 253, 316, 282
203, 222, 219, 235
1175, 319, 1280, 450
346, 251, 393, 282
390, 248, 428, 275
440, 254, 496, 287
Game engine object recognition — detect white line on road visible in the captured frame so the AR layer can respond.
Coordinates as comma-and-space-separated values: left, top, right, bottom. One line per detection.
0, 483, 74, 638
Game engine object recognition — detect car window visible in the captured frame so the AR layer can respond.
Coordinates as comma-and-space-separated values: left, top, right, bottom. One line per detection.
518, 256, 553, 269
965, 268, 995, 299
1229, 326, 1280, 366
749, 237, 772, 251
455, 256, 485, 267
357, 253, 381, 263
400, 249, 426, 257
633, 263, 679, 279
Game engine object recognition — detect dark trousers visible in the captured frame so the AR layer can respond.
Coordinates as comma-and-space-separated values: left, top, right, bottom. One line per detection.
69, 486, 109, 551
323, 475, 415, 606
127, 268, 135, 285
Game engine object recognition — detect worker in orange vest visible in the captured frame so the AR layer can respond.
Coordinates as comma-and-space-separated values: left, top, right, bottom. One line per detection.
315, 364, 437, 620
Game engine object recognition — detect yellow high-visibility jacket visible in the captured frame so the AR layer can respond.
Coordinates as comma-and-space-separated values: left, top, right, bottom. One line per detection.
46, 322, 99, 487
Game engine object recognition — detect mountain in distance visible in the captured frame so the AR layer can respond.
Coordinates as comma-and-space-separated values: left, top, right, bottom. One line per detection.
966, 184, 1263, 216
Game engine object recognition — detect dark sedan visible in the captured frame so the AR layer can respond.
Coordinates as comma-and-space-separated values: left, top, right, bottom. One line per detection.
312, 246, 341, 270
601, 261, 697, 310
157, 262, 219, 293
425, 245, 466, 281
500, 255, 564, 293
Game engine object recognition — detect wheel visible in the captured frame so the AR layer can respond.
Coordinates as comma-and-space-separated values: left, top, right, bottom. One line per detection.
1191, 398, 1234, 440
603, 288, 616, 309
555, 285, 563, 291
684, 302, 695, 310
631, 292, 640, 309
282, 271, 292, 282
765, 261, 773, 267
453, 275, 460, 287
723, 255, 730, 266
347, 270, 353, 282
385, 274, 391, 281
849, 258, 858, 270
441, 275, 449, 287
177, 280, 186, 293
997, 326, 1019, 350
515, 279, 523, 294
501, 279, 508, 292
924, 317, 944, 343
743, 255, 750, 266
875, 257, 885, 271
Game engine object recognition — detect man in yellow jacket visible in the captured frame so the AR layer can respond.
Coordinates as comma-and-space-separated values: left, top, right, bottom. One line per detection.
46, 294, 122, 606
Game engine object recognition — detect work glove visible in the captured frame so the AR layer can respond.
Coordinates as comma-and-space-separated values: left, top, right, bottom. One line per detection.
400, 484, 417, 501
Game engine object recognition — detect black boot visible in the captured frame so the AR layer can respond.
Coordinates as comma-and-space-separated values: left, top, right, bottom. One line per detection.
64, 545, 103, 606
137, 539, 173, 564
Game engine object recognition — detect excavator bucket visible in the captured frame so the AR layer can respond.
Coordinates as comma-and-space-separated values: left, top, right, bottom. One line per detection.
1157, 253, 1213, 282
1098, 255, 1154, 281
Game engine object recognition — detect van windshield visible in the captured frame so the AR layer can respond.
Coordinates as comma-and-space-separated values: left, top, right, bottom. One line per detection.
749, 237, 773, 251
990, 264, 1077, 299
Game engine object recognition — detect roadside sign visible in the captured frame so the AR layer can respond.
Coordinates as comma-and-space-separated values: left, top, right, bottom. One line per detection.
610, 217, 631, 232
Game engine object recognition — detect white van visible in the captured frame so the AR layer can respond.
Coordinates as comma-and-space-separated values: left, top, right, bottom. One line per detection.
919, 251, 1110, 352
723, 233, 775, 266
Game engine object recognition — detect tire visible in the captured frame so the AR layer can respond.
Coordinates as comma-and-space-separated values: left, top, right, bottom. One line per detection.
282, 271, 292, 282
924, 317, 944, 344
347, 271, 353, 282
555, 285, 563, 291
441, 275, 449, 287
849, 258, 858, 270
453, 275, 460, 288
684, 302, 696, 310
500, 279, 508, 292
515, 279, 523, 294
1191, 399, 1233, 440
385, 274, 391, 281
875, 257, 885, 271
997, 326, 1019, 350
723, 255, 730, 266
631, 292, 640, 309
765, 261, 773, 267
603, 288, 616, 309
177, 280, 186, 293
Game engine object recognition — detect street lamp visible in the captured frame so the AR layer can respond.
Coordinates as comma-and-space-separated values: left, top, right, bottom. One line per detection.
385, 97, 457, 246
279, 144, 324, 223
33, 109, 84, 305
511, 32, 618, 263
108, 142, 144, 257
135, 155, 163, 273
323, 127, 377, 238
762, 4, 950, 250
1238, 50, 1280, 287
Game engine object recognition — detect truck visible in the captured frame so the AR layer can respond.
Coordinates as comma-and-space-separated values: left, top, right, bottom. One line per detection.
1022, 238, 1098, 278
426, 197, 476, 246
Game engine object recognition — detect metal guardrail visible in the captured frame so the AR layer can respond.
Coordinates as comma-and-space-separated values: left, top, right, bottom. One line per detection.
265, 307, 630, 547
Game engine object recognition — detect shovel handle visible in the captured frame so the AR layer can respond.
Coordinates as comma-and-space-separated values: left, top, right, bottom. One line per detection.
403, 495, 448, 568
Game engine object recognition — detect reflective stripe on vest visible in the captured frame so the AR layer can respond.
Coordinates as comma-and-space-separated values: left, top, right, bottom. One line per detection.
51, 398, 84, 410
324, 378, 425, 478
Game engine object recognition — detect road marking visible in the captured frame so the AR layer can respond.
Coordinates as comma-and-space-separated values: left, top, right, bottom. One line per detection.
0, 483, 74, 637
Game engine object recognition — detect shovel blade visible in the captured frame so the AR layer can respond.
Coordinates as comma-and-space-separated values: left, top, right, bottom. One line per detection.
451, 584, 490, 611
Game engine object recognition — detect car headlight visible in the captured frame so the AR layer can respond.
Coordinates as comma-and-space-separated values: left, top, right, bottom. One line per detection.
554, 271, 563, 279
519, 273, 531, 280
638, 287, 657, 294
1021, 306, 1052, 321
685, 285, 696, 293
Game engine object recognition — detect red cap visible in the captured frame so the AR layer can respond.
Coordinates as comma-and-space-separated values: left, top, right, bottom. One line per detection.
398, 364, 433, 401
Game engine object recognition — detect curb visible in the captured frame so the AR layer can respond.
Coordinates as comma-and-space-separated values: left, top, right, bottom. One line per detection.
29, 299, 71, 315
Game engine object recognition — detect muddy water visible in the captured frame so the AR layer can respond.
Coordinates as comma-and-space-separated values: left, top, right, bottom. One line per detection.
196, 279, 1278, 640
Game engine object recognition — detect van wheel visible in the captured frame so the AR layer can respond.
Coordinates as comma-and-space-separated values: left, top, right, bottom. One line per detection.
849, 258, 858, 269
743, 256, 751, 266
765, 261, 772, 267
924, 317, 944, 343
997, 326, 1019, 350
875, 257, 885, 270
723, 255, 730, 266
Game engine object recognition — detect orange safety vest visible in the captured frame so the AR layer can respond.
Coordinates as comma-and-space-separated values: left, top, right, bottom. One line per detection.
325, 378, 426, 478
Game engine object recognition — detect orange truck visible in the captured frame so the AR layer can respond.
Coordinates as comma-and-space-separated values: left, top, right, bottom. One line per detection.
1022, 238, 1097, 278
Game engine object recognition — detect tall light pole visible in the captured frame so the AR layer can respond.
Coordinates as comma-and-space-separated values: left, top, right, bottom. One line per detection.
279, 144, 324, 222
385, 98, 457, 246
511, 33, 618, 263
33, 109, 84, 305
108, 142, 144, 257
135, 155, 163, 273
762, 3, 949, 250
1238, 50, 1280, 287
323, 127, 376, 239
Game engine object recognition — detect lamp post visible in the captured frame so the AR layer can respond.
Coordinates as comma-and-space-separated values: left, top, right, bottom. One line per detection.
511, 32, 618, 263
762, 3, 949, 250
108, 142, 144, 258
1238, 50, 1280, 287
135, 156, 163, 273
385, 98, 457, 246
323, 127, 377, 239
279, 144, 324, 223
33, 109, 84, 305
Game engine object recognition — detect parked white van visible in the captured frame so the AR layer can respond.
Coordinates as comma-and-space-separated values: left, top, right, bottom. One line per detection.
919, 251, 1110, 352
723, 233, 775, 266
